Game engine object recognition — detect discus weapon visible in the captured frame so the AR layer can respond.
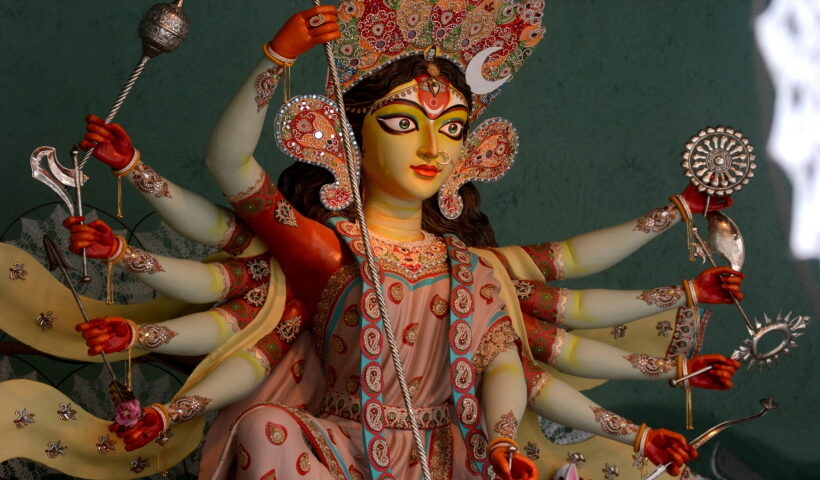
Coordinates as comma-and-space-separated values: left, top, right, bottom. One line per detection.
679, 126, 810, 370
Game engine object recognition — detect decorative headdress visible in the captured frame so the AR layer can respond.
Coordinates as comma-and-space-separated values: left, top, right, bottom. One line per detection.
277, 0, 546, 214
330, 0, 546, 122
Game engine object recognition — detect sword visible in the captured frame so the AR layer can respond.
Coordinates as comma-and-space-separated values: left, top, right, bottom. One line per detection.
42, 234, 135, 406
641, 397, 777, 480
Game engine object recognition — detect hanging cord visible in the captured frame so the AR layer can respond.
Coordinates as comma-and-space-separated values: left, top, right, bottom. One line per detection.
312, 2, 432, 479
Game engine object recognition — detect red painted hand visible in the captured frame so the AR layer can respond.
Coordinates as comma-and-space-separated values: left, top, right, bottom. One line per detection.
693, 266, 744, 303
269, 5, 340, 60
643, 428, 698, 476
62, 216, 121, 259
687, 354, 740, 390
681, 184, 733, 215
489, 447, 538, 480
109, 406, 164, 451
78, 114, 134, 170
75, 316, 135, 355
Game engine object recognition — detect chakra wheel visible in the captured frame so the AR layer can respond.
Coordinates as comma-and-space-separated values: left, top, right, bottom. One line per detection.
681, 126, 756, 196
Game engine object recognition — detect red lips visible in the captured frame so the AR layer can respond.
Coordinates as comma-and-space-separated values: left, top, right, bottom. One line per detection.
410, 164, 441, 177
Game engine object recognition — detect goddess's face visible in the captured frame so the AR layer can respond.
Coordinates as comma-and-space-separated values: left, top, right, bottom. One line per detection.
360, 75, 468, 203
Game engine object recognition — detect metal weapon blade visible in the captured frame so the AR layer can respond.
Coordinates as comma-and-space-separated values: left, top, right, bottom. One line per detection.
641, 398, 776, 480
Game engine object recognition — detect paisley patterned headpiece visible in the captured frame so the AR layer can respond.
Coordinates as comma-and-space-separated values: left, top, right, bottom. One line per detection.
329, 0, 546, 122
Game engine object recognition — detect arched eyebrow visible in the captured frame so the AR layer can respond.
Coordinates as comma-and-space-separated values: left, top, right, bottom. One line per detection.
378, 99, 468, 119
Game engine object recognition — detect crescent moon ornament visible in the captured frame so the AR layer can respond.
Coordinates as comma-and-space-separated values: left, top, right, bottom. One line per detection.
465, 47, 510, 95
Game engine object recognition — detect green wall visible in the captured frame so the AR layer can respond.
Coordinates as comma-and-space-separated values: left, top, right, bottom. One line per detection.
2, 1, 817, 478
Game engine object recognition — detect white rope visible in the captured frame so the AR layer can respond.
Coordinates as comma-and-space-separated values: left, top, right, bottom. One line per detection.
312, 2, 432, 479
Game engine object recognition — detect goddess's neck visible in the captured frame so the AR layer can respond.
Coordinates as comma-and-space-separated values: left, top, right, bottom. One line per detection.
363, 191, 424, 242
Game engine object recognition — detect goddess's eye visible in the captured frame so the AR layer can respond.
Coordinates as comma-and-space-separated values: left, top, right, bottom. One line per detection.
376, 115, 418, 134
439, 120, 464, 139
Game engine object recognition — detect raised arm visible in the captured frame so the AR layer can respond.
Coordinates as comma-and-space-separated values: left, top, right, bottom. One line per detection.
492, 186, 731, 282
205, 6, 339, 197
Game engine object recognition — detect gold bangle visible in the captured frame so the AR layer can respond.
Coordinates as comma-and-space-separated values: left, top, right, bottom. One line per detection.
682, 278, 698, 309
149, 403, 171, 430
262, 42, 295, 67
106, 235, 128, 265
488, 436, 517, 452
124, 318, 140, 350
633, 423, 649, 452
669, 194, 693, 224
112, 149, 141, 177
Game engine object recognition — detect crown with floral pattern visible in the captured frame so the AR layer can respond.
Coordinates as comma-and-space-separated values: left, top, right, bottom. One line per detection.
330, 0, 546, 122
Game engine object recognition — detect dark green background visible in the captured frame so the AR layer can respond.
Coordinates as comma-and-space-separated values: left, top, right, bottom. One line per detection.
2, 1, 818, 478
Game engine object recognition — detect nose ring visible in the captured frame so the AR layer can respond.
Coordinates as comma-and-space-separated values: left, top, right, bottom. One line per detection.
435, 151, 451, 166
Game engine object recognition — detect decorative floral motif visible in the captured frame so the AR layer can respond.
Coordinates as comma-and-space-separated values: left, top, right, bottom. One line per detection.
296, 452, 311, 475
402, 323, 419, 346
255, 66, 283, 111
439, 119, 518, 219
137, 324, 178, 349
567, 452, 586, 465
9, 261, 27, 280
656, 320, 673, 337
521, 442, 540, 460
637, 286, 684, 308
130, 456, 150, 474
388, 282, 404, 303
494, 410, 518, 437
266, 421, 287, 445
122, 246, 165, 274
275, 314, 301, 343
132, 163, 171, 198
36, 311, 55, 330
634, 204, 677, 233
512, 280, 534, 299
590, 407, 639, 436
247, 258, 271, 281
57, 402, 77, 421
611, 324, 628, 339
168, 395, 211, 423
244, 282, 269, 307
274, 199, 298, 227
479, 283, 497, 303
632, 452, 649, 470
114, 399, 143, 428
603, 463, 621, 479
45, 440, 67, 458
274, 95, 360, 211
624, 354, 674, 378
13, 408, 35, 428
430, 294, 448, 317
96, 435, 116, 454
238, 443, 251, 470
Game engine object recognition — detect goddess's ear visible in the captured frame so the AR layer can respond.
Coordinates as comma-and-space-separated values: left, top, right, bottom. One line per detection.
437, 118, 519, 220
274, 95, 360, 211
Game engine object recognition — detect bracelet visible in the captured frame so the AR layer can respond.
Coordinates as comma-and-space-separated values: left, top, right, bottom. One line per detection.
682, 278, 698, 309
106, 235, 128, 265
488, 436, 517, 452
669, 355, 690, 389
148, 403, 171, 435
124, 318, 140, 350
112, 149, 141, 177
669, 194, 693, 224
633, 423, 650, 453
262, 42, 295, 67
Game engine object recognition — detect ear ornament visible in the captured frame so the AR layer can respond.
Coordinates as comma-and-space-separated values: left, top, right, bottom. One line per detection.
274, 95, 360, 211
438, 118, 519, 220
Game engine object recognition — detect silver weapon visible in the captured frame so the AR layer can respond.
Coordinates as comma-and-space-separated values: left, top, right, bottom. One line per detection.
680, 126, 811, 370
42, 235, 134, 405
641, 397, 777, 480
